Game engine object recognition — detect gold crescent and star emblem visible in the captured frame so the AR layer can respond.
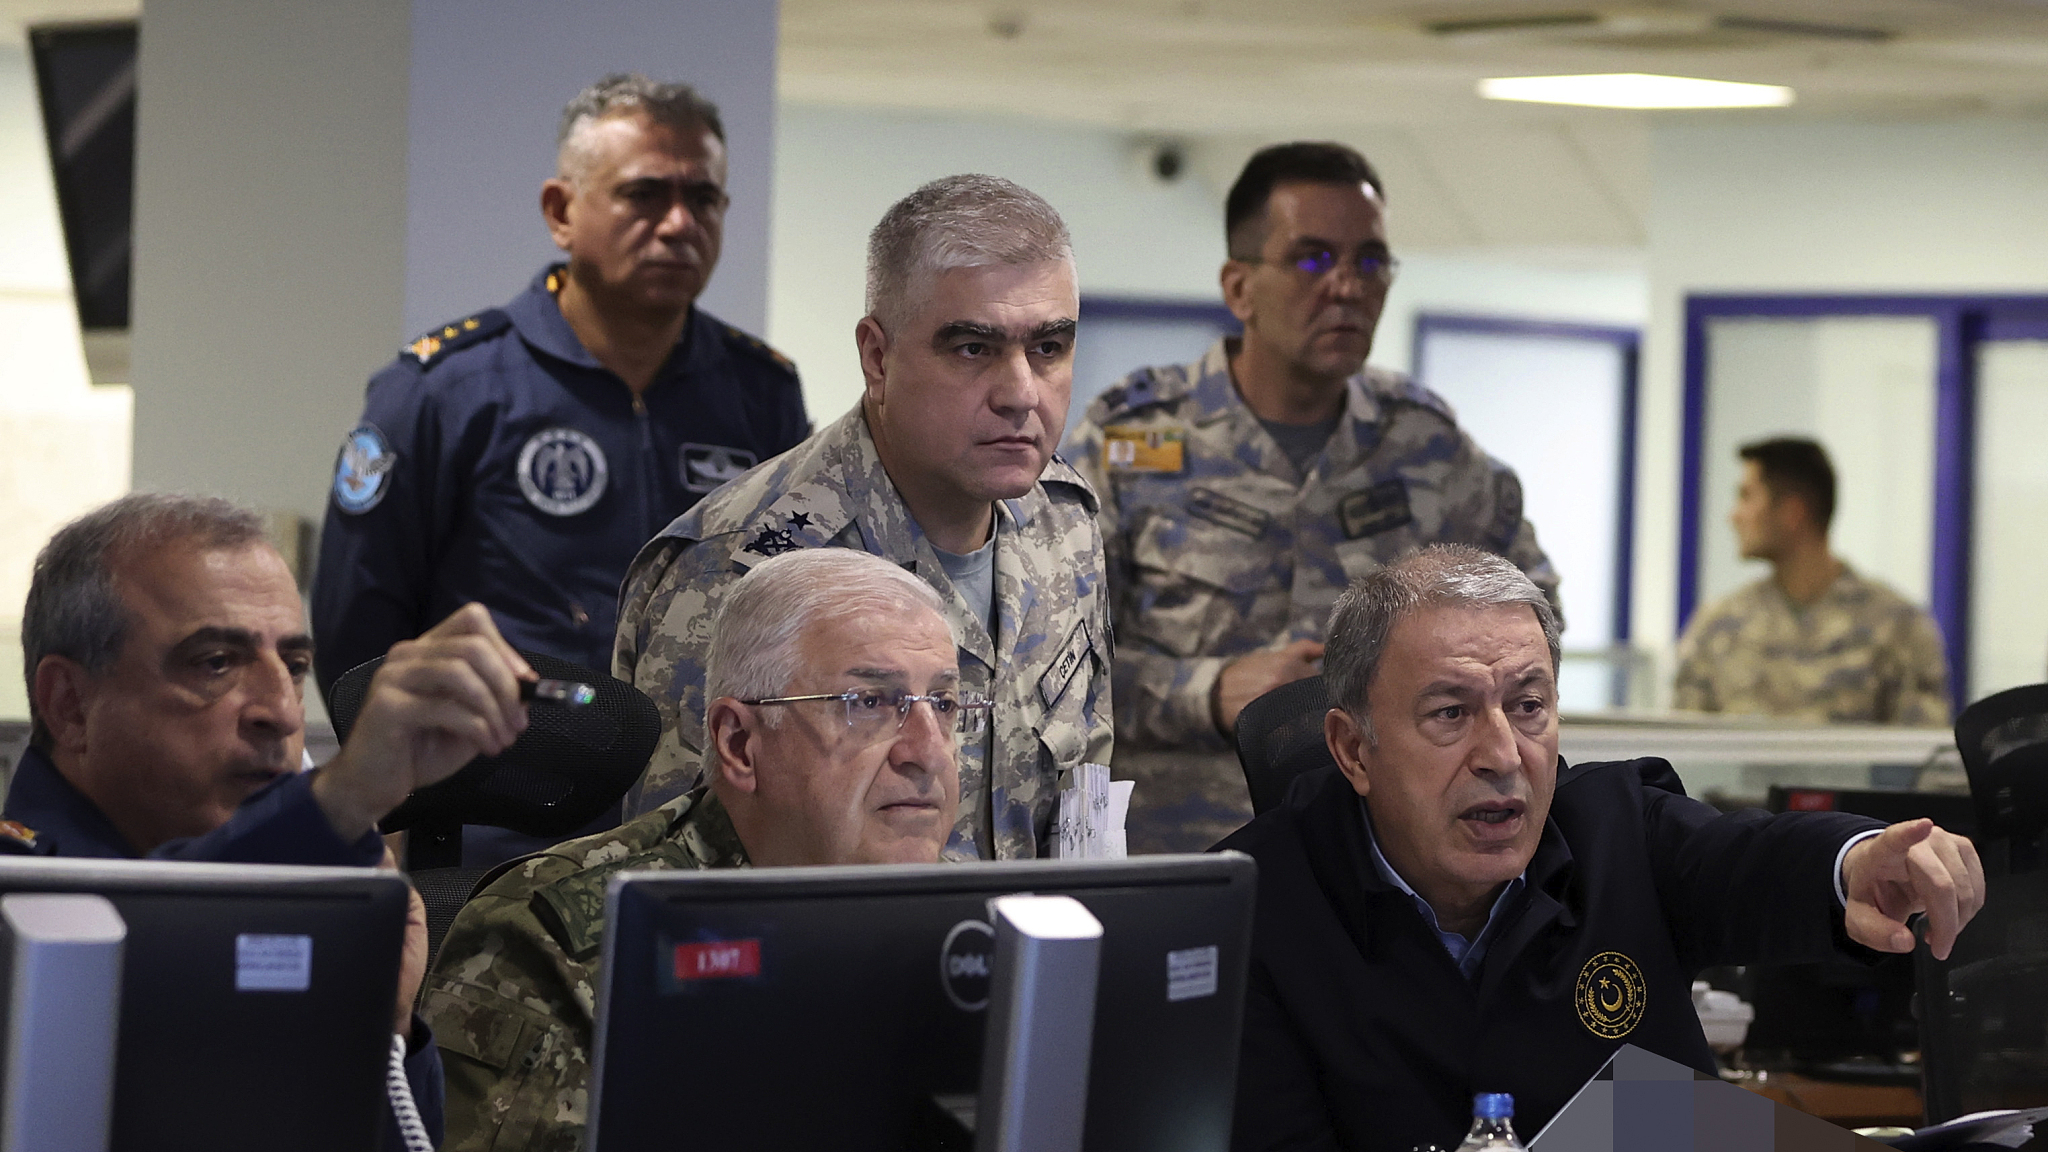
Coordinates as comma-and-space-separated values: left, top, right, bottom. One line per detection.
1574, 951, 1647, 1039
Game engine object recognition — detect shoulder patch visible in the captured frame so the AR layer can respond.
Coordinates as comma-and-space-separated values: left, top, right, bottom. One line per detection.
1374, 369, 1458, 424
403, 308, 511, 370
1091, 367, 1186, 421
721, 323, 798, 379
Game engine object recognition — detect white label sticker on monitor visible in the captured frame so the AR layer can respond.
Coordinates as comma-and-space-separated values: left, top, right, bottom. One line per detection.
235, 933, 313, 992
1166, 945, 1219, 1002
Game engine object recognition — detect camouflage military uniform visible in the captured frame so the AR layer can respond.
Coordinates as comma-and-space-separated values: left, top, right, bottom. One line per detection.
1674, 565, 1949, 725
614, 405, 1113, 860
422, 785, 748, 1152
1064, 339, 1559, 851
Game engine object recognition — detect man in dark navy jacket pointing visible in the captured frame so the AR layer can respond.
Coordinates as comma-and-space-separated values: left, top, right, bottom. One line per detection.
1218, 544, 1983, 1152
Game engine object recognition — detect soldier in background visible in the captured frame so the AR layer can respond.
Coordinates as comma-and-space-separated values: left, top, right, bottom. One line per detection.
313, 72, 807, 710
313, 74, 809, 864
614, 174, 1112, 860
426, 549, 970, 1151
1676, 436, 1948, 724
1064, 142, 1557, 852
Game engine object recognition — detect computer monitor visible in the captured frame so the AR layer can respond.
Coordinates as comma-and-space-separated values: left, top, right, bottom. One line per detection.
1730, 788, 1977, 1073
587, 853, 1257, 1152
1917, 868, 2048, 1129
0, 856, 408, 1152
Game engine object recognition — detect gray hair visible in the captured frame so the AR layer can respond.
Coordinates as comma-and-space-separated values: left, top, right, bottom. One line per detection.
22, 493, 270, 748
705, 549, 951, 723
557, 73, 723, 183
864, 174, 1074, 333
1324, 545, 1561, 738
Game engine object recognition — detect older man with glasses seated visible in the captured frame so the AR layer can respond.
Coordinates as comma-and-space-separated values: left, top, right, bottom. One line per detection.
421, 547, 979, 1151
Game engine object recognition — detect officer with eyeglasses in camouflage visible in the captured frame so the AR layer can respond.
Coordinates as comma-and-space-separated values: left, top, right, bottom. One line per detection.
614, 174, 1112, 863
424, 548, 978, 1151
1064, 142, 1560, 853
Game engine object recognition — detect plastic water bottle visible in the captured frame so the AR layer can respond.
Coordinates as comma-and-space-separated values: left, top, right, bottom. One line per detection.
1454, 1093, 1525, 1151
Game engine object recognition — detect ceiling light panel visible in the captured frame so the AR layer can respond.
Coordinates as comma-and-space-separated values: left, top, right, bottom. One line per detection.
1478, 72, 1795, 109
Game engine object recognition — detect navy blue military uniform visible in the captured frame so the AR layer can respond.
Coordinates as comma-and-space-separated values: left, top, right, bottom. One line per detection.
1217, 759, 1883, 1152
0, 744, 443, 1148
312, 264, 809, 696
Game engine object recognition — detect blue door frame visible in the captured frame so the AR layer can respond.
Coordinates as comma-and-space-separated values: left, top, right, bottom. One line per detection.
1680, 293, 2048, 712
1413, 312, 1642, 645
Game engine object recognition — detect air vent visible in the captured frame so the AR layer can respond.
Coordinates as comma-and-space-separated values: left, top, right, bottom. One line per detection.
1425, 9, 1891, 50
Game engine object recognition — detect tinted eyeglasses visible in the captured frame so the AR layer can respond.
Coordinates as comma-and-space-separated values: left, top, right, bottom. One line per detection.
1250, 247, 1399, 284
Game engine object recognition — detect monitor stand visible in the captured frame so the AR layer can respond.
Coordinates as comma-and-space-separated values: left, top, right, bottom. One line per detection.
907, 895, 1104, 1152
0, 893, 126, 1152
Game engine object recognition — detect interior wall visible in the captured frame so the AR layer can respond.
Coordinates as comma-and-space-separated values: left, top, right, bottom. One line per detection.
0, 41, 130, 723
129, 0, 412, 525
1637, 117, 2048, 694
402, 0, 780, 338
769, 102, 1648, 422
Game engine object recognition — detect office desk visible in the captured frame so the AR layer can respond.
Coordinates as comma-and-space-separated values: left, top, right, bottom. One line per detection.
1731, 1071, 1923, 1131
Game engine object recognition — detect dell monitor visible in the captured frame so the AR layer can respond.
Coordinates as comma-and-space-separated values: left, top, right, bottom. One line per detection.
0, 856, 408, 1152
587, 853, 1257, 1152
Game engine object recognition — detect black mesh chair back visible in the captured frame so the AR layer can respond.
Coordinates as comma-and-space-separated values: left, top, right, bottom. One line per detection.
1953, 684, 2048, 862
1233, 675, 1336, 816
1913, 869, 2048, 1124
327, 651, 659, 882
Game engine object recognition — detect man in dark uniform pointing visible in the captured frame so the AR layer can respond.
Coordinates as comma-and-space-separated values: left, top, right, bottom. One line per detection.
313, 73, 808, 704
1221, 545, 1983, 1152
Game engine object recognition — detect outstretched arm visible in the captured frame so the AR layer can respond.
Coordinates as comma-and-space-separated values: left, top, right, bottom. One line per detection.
313, 602, 534, 842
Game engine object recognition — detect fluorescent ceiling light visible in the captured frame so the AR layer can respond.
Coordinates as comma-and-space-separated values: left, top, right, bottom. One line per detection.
1478, 73, 1794, 109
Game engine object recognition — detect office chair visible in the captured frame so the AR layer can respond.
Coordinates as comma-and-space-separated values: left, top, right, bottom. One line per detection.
1233, 675, 1336, 816
1953, 683, 2048, 873
1912, 869, 2048, 1125
326, 652, 660, 969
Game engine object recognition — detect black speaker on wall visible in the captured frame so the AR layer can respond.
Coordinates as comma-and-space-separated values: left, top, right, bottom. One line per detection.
29, 21, 137, 332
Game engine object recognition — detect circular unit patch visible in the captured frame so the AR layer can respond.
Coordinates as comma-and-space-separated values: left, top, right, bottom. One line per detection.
332, 424, 396, 514
939, 919, 995, 1012
1574, 950, 1647, 1040
517, 427, 608, 517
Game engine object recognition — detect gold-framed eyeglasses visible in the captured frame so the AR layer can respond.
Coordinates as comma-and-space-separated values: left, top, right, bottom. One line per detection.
740, 688, 993, 740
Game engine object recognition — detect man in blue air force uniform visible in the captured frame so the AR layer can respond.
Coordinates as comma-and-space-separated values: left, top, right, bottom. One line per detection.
1220, 545, 1984, 1152
10, 494, 550, 1151
313, 74, 807, 700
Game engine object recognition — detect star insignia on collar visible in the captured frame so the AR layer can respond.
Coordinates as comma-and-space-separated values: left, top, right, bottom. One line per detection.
787, 512, 812, 530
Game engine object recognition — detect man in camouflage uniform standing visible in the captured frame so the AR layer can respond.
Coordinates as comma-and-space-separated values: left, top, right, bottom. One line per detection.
1676, 436, 1948, 724
1065, 143, 1558, 852
426, 549, 970, 1150
615, 174, 1111, 861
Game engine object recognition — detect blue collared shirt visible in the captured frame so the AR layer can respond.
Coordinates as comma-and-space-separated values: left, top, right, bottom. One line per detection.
1363, 800, 1527, 981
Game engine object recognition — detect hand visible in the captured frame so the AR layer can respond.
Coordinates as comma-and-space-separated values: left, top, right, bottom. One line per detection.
381, 847, 429, 1037
1212, 639, 1325, 737
1842, 818, 1985, 960
313, 602, 534, 842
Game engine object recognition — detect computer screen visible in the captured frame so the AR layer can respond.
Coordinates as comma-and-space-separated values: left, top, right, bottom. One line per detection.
1918, 868, 2048, 1132
588, 853, 1256, 1152
0, 856, 408, 1152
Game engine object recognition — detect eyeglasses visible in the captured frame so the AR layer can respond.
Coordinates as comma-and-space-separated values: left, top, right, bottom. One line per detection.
740, 688, 993, 740
1248, 248, 1400, 285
